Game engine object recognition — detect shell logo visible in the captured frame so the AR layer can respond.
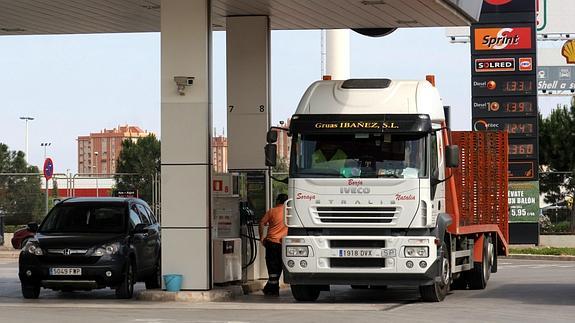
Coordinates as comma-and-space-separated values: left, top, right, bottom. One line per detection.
562, 40, 575, 64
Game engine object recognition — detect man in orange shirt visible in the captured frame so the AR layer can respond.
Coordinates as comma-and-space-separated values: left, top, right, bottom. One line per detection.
259, 193, 289, 296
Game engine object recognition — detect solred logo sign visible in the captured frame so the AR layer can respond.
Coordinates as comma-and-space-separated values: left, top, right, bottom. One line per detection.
474, 27, 532, 51
475, 58, 515, 72
518, 57, 533, 71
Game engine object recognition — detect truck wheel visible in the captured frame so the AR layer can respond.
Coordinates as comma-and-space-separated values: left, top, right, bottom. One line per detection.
21, 282, 40, 299
420, 244, 450, 302
291, 285, 321, 302
470, 234, 493, 290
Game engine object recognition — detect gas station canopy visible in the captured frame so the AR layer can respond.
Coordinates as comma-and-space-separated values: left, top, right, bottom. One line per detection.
0, 0, 480, 35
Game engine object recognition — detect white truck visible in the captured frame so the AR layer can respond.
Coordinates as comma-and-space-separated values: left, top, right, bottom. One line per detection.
265, 78, 509, 302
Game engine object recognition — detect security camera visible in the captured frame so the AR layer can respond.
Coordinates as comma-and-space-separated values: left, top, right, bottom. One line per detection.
174, 76, 195, 95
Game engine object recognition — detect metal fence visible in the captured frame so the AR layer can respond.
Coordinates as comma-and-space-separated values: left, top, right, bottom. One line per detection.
539, 171, 575, 234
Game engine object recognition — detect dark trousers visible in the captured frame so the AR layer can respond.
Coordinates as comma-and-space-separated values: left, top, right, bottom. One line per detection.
263, 240, 282, 294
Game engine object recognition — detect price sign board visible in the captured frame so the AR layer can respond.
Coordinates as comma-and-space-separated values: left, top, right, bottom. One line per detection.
509, 160, 538, 180
472, 117, 538, 138
472, 75, 537, 97
508, 138, 538, 160
472, 96, 537, 117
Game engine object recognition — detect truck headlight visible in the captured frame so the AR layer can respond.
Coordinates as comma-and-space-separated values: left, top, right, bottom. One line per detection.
93, 242, 121, 256
404, 246, 428, 258
286, 246, 309, 257
24, 241, 43, 256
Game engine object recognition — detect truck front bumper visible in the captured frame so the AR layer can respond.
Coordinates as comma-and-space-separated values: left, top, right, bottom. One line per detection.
283, 235, 441, 286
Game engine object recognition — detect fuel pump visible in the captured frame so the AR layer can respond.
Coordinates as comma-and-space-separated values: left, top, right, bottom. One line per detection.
212, 173, 242, 284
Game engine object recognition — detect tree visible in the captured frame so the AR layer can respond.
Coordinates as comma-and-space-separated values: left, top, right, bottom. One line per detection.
539, 102, 575, 231
114, 135, 160, 203
0, 143, 44, 225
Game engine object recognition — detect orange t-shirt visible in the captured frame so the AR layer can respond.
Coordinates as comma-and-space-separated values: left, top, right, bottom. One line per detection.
260, 204, 288, 244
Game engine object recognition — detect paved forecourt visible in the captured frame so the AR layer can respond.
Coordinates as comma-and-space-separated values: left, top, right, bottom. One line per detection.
1, 258, 575, 322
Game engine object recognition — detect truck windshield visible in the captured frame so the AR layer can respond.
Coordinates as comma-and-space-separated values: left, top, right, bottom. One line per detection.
291, 133, 427, 179
39, 203, 127, 234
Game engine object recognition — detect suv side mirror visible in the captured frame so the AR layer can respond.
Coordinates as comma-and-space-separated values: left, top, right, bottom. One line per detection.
132, 223, 148, 234
27, 222, 38, 233
445, 145, 459, 168
265, 144, 277, 167
267, 130, 278, 143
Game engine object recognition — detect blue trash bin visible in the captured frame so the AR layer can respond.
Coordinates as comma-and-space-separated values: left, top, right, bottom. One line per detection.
163, 274, 183, 292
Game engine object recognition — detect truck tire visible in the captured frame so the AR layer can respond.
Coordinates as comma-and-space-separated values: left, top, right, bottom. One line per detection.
470, 234, 493, 290
291, 285, 321, 302
420, 244, 450, 302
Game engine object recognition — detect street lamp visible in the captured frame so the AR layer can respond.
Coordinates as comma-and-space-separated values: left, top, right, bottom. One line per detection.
93, 152, 99, 175
40, 142, 51, 159
92, 165, 99, 197
19, 116, 34, 164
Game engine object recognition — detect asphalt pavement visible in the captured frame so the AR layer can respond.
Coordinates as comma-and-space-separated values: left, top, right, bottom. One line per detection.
2, 258, 575, 322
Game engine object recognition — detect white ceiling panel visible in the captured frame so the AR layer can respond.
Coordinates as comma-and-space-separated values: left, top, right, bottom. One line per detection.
0, 0, 477, 36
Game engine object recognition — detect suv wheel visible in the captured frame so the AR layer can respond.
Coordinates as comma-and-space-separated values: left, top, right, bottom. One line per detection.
145, 261, 161, 289
115, 261, 135, 299
21, 282, 40, 299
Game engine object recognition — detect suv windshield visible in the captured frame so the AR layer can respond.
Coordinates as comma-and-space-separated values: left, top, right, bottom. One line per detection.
39, 203, 127, 234
291, 132, 427, 179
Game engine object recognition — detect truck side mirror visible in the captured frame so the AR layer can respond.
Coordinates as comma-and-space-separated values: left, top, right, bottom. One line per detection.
265, 144, 277, 167
445, 145, 459, 168
267, 130, 278, 144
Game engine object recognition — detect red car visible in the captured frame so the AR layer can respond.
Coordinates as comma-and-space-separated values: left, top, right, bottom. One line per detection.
11, 226, 35, 249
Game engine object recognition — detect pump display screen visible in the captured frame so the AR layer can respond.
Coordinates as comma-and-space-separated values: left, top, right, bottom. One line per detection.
290, 132, 427, 179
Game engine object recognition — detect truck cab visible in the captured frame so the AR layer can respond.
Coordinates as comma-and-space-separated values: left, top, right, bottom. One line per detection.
266, 79, 464, 302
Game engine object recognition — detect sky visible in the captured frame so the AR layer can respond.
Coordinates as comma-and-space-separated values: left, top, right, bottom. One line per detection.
0, 27, 568, 173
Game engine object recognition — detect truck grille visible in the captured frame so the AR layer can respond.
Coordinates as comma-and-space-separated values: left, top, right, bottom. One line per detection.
313, 206, 399, 224
329, 240, 386, 248
330, 258, 385, 268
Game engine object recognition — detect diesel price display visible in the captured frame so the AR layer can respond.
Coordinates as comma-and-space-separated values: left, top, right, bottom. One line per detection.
472, 97, 537, 117
472, 76, 536, 97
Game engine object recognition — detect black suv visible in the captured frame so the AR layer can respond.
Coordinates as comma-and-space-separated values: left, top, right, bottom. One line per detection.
19, 197, 161, 299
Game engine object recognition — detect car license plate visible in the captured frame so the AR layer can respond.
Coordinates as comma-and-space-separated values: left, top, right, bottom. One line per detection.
49, 268, 82, 276
337, 248, 396, 258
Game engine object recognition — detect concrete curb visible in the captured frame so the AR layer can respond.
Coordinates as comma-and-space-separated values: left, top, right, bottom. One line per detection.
505, 254, 575, 261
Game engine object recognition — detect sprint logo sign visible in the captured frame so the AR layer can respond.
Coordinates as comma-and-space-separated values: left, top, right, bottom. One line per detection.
474, 27, 533, 51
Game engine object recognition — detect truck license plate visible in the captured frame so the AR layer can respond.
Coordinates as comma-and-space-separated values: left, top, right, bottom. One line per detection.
49, 268, 82, 276
338, 248, 396, 258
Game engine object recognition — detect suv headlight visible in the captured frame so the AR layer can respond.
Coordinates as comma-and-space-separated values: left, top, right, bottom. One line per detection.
404, 246, 429, 258
24, 241, 43, 256
286, 246, 309, 257
93, 242, 121, 256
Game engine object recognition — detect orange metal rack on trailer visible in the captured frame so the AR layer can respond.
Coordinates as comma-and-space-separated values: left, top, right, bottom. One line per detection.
444, 130, 509, 287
